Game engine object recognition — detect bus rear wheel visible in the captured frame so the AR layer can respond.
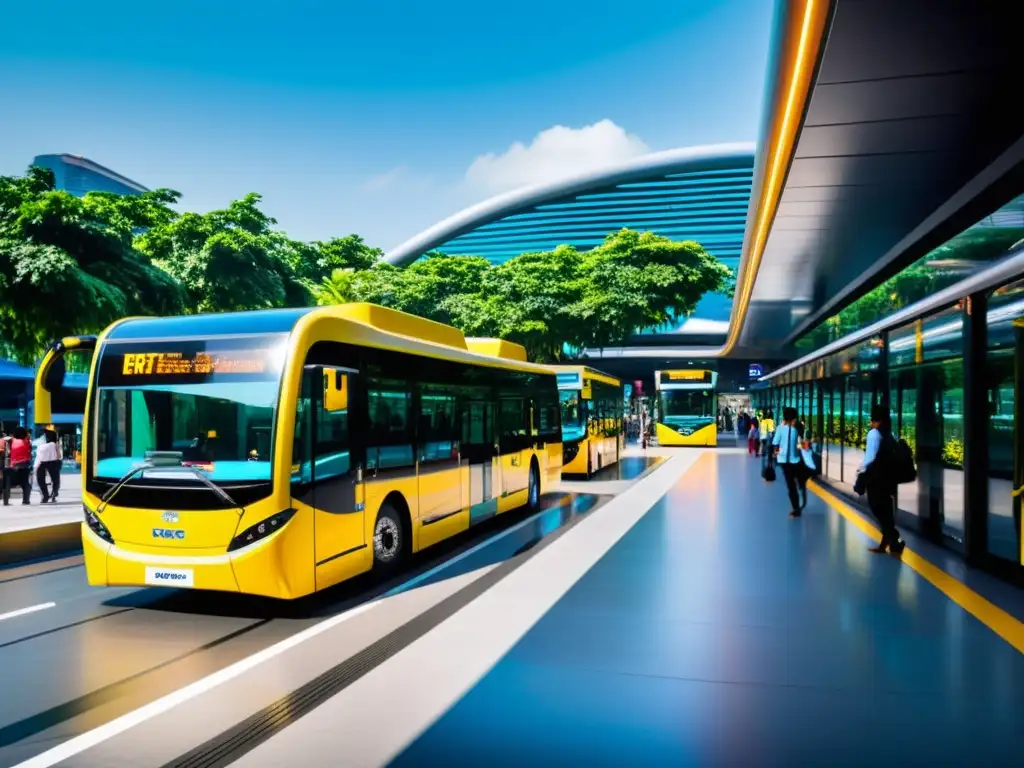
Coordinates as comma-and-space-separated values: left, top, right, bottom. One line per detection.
372, 503, 407, 572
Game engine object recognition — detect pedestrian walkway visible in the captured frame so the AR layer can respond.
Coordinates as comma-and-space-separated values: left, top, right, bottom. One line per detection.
1, 475, 81, 534
238, 447, 1024, 765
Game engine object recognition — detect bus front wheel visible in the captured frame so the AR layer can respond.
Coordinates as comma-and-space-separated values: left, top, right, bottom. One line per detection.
373, 503, 408, 572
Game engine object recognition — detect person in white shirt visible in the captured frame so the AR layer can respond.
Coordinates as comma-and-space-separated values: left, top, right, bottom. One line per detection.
856, 405, 904, 555
772, 407, 806, 517
34, 429, 63, 503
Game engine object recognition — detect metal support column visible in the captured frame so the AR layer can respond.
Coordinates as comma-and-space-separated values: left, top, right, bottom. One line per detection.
963, 292, 989, 565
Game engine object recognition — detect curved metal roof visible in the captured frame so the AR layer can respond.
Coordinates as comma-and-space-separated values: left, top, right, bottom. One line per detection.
384, 143, 756, 268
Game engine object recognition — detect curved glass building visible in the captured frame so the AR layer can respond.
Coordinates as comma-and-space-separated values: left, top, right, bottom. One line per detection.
385, 144, 754, 339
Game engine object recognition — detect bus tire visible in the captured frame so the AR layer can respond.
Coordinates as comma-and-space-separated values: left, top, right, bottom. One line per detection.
527, 462, 541, 511
372, 502, 408, 572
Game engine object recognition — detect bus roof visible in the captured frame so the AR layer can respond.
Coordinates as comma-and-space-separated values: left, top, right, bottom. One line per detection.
550, 364, 621, 388
106, 308, 316, 340
103, 304, 552, 375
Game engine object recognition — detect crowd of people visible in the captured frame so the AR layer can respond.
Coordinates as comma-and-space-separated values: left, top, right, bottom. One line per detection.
0, 427, 63, 505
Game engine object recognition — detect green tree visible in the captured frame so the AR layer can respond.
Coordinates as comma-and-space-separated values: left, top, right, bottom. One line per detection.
0, 167, 188, 363
316, 229, 731, 363
307, 235, 382, 279
138, 193, 312, 312
569, 229, 732, 351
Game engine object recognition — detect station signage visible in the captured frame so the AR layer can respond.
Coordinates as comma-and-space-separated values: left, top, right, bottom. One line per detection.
748, 363, 764, 379
664, 370, 707, 381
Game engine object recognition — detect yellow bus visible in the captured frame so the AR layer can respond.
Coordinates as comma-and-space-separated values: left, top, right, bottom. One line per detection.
34, 304, 562, 599
554, 366, 624, 476
654, 369, 718, 447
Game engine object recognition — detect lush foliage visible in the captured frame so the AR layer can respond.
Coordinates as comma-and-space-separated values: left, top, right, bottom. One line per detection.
1, 166, 730, 366
0, 167, 380, 363
316, 229, 732, 362
797, 225, 1024, 353
0, 167, 188, 363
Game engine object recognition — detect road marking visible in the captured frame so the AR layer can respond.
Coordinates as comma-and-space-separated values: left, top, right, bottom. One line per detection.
12, 601, 379, 768
0, 602, 56, 622
384, 495, 576, 598
809, 482, 1024, 655
10, 490, 601, 766
235, 451, 704, 767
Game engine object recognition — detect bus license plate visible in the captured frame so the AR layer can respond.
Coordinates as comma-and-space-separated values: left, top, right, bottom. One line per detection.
145, 567, 194, 588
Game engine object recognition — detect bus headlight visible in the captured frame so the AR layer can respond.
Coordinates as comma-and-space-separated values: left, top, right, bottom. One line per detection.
227, 508, 296, 552
84, 506, 114, 543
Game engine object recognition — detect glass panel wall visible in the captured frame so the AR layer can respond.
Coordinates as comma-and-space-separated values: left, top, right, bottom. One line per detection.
796, 192, 1024, 355
887, 304, 966, 543
824, 381, 842, 485
986, 279, 1024, 562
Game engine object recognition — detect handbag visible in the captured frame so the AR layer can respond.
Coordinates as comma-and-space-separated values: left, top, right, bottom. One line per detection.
761, 452, 776, 482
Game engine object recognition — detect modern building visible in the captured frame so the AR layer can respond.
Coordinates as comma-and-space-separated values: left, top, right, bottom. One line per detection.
31, 154, 149, 197
386, 144, 755, 342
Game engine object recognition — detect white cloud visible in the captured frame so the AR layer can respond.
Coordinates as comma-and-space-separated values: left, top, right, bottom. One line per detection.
464, 119, 649, 193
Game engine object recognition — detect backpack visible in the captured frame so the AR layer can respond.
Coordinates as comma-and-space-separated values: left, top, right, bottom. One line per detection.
890, 436, 917, 484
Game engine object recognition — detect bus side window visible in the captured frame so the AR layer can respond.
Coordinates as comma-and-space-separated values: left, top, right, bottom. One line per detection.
292, 372, 314, 487
366, 378, 414, 470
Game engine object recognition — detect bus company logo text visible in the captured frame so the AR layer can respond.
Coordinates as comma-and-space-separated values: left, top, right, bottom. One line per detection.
152, 528, 186, 540
121, 352, 267, 376
152, 571, 188, 582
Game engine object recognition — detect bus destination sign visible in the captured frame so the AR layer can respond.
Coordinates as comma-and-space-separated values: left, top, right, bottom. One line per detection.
120, 351, 268, 377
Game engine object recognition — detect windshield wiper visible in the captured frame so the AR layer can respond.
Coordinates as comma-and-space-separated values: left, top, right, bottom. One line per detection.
97, 464, 241, 514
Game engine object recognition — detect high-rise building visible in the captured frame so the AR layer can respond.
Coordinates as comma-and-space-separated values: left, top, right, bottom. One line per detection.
31, 154, 149, 197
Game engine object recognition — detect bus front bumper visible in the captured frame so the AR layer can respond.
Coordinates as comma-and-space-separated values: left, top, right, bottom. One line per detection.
82, 524, 307, 599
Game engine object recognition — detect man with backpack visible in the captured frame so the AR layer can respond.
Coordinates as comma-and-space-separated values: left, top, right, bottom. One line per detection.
856, 405, 907, 556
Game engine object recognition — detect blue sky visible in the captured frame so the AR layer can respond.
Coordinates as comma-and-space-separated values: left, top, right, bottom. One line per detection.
1, 0, 773, 250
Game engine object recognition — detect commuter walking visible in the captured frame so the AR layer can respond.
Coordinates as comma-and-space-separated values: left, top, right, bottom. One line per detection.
759, 409, 776, 457
35, 429, 62, 503
855, 405, 905, 556
747, 415, 760, 456
6, 427, 33, 505
772, 407, 806, 517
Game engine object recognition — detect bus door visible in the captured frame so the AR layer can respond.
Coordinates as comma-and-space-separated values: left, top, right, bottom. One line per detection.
417, 385, 463, 547
499, 395, 530, 497
463, 400, 498, 524
300, 366, 365, 586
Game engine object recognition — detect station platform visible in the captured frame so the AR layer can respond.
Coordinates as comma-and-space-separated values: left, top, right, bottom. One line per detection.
2, 448, 1024, 767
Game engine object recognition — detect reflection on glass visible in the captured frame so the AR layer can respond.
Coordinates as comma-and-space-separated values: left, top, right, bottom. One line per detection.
559, 390, 585, 442
986, 279, 1024, 561
659, 389, 714, 435
96, 383, 278, 483
798, 192, 1024, 355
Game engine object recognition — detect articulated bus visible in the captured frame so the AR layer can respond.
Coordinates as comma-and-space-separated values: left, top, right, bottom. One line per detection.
554, 366, 624, 476
34, 304, 562, 599
654, 369, 718, 447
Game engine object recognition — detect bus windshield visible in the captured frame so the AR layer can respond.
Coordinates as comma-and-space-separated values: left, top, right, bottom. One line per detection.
93, 336, 288, 484
659, 389, 714, 435
559, 390, 586, 442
